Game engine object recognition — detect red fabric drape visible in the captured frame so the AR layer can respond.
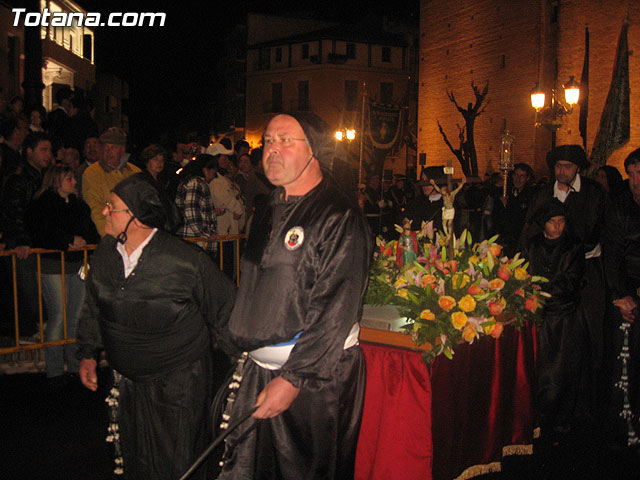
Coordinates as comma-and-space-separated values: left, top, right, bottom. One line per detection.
355, 343, 433, 480
430, 324, 536, 480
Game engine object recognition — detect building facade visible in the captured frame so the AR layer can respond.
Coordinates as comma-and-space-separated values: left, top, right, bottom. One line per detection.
244, 13, 417, 176
419, 0, 640, 177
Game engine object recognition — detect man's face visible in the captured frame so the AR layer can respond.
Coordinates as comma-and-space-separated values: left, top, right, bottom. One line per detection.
421, 182, 435, 196
237, 145, 250, 157
238, 154, 252, 173
367, 176, 380, 190
27, 140, 53, 171
218, 155, 230, 170
102, 193, 133, 238
84, 137, 102, 163
262, 114, 313, 188
554, 161, 578, 185
544, 215, 566, 240
103, 143, 125, 169
513, 168, 530, 190
627, 162, 640, 202
9, 118, 29, 146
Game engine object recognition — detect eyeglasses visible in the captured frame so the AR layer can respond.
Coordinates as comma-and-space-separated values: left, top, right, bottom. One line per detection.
104, 201, 131, 215
263, 135, 308, 148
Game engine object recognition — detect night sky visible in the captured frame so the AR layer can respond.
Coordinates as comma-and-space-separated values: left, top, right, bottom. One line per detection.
80, 0, 418, 147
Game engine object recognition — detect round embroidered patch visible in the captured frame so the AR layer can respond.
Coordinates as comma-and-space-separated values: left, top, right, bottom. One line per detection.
284, 226, 304, 250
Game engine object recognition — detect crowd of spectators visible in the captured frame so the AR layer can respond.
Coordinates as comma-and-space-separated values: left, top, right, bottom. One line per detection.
0, 92, 639, 452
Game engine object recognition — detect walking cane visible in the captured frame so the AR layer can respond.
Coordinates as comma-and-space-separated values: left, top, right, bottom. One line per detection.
177, 405, 258, 480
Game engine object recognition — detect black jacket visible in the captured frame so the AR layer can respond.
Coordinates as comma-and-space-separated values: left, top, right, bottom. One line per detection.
0, 162, 43, 248
604, 189, 640, 300
25, 190, 100, 273
76, 230, 236, 381
224, 178, 372, 389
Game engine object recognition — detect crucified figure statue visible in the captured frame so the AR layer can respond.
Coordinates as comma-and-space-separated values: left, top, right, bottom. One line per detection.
430, 177, 466, 239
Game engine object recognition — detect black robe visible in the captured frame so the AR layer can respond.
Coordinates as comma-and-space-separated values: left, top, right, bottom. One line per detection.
520, 176, 608, 422
603, 189, 640, 446
218, 178, 372, 479
524, 232, 585, 431
405, 192, 443, 232
76, 230, 236, 479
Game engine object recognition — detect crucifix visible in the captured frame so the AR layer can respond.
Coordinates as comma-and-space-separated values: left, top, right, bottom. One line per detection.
431, 159, 465, 255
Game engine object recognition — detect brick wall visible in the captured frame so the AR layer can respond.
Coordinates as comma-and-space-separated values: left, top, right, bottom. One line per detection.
419, 0, 640, 178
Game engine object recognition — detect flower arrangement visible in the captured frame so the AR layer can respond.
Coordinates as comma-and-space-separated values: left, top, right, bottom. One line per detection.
365, 227, 547, 360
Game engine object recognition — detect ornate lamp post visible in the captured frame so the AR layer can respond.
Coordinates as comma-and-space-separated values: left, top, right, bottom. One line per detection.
530, 76, 580, 148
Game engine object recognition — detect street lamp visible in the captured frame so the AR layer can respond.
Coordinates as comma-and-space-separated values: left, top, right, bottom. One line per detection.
335, 128, 356, 142
530, 76, 581, 148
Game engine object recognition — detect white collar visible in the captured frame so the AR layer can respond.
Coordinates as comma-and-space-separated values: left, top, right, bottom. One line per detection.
553, 174, 581, 202
116, 228, 158, 278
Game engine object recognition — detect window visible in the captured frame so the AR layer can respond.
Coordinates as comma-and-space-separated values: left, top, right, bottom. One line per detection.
83, 34, 93, 61
347, 43, 356, 59
298, 81, 309, 111
382, 46, 391, 62
380, 82, 393, 104
345, 80, 358, 111
260, 48, 271, 70
275, 47, 282, 63
272, 83, 282, 112
301, 44, 309, 59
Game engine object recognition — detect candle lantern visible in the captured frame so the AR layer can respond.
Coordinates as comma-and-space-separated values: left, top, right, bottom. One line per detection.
499, 130, 515, 199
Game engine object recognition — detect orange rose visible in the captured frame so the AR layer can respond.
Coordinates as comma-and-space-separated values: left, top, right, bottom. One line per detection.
488, 244, 502, 257
462, 324, 477, 343
448, 260, 459, 273
525, 295, 540, 313
451, 311, 468, 330
458, 294, 477, 313
488, 298, 506, 316
489, 278, 505, 291
483, 318, 496, 335
420, 274, 437, 288
468, 284, 485, 295
514, 267, 528, 281
514, 288, 525, 297
490, 322, 504, 338
497, 266, 511, 281
420, 309, 436, 321
438, 295, 457, 312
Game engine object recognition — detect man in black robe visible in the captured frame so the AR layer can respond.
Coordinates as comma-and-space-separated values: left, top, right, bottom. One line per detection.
217, 112, 371, 479
603, 148, 640, 449
76, 173, 235, 479
485, 163, 536, 256
520, 145, 608, 429
405, 166, 445, 233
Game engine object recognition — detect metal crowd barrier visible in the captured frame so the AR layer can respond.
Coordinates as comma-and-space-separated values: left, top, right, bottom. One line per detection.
0, 234, 247, 357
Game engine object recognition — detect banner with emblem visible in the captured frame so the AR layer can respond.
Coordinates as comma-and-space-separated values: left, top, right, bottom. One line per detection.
367, 102, 403, 149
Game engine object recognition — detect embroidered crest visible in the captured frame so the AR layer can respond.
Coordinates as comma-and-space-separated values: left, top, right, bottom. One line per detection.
284, 226, 304, 250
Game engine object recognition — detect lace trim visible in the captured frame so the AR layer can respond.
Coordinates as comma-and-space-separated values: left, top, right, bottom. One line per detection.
218, 352, 249, 468
616, 322, 639, 446
105, 370, 124, 475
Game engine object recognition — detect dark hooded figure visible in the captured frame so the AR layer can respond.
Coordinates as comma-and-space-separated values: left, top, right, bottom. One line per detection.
522, 199, 585, 442
75, 173, 236, 479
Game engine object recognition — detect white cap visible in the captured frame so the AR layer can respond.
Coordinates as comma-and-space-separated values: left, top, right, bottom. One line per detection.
206, 143, 234, 157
